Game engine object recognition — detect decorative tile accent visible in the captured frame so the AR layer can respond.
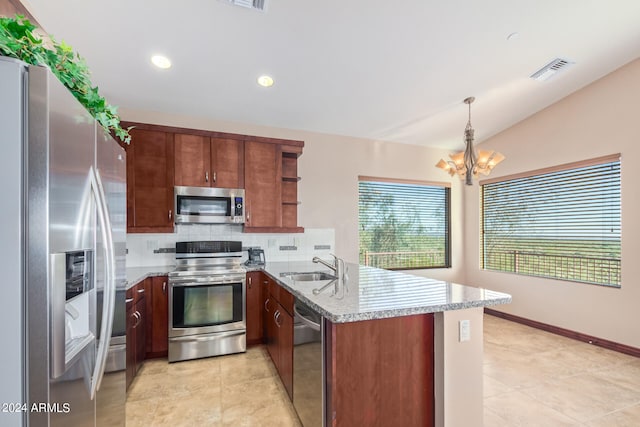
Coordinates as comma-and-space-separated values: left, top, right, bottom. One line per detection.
314, 244, 331, 250
279, 246, 298, 251
153, 247, 176, 254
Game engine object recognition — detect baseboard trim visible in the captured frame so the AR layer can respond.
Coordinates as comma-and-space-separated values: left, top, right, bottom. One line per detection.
484, 308, 640, 358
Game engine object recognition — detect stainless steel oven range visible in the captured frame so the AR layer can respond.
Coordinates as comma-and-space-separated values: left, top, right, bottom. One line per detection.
168, 241, 246, 362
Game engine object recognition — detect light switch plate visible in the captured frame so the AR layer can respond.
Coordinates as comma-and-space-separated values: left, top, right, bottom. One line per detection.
459, 320, 471, 342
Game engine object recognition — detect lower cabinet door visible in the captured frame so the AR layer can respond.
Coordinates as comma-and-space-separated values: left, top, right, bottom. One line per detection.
266, 295, 278, 365
134, 298, 146, 374
150, 276, 169, 357
278, 304, 293, 400
246, 272, 263, 345
125, 302, 136, 390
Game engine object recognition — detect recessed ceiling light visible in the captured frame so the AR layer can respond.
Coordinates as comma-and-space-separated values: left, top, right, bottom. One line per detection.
151, 55, 171, 69
257, 75, 274, 87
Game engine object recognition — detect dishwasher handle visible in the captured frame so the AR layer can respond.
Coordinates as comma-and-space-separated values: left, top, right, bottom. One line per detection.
293, 303, 321, 332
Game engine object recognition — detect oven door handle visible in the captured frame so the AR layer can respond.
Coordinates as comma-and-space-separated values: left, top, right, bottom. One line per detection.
169, 280, 243, 288
170, 330, 246, 342
169, 276, 246, 287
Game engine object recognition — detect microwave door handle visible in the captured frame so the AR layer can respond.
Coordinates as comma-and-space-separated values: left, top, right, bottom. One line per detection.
88, 167, 117, 399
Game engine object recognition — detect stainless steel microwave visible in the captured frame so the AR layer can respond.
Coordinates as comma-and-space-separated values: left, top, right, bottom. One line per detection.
174, 186, 245, 224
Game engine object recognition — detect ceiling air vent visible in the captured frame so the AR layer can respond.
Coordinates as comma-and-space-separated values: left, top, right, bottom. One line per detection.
226, 0, 267, 11
530, 58, 574, 81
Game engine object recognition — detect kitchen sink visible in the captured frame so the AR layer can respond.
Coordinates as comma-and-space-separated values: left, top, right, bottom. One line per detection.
281, 272, 336, 281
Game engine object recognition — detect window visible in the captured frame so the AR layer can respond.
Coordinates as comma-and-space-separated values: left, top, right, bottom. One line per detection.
358, 176, 451, 270
481, 155, 621, 287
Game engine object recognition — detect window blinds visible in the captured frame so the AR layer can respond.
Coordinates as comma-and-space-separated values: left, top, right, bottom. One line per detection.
481, 156, 621, 287
358, 178, 450, 270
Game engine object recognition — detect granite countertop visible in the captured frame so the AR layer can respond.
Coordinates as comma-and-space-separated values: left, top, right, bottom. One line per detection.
126, 265, 175, 290
125, 261, 511, 322
262, 261, 512, 323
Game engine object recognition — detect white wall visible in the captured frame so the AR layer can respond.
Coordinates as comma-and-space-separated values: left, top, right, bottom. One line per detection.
464, 58, 640, 349
121, 109, 466, 283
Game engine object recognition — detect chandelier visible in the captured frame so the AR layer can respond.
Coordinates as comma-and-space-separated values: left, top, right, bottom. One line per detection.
436, 97, 505, 185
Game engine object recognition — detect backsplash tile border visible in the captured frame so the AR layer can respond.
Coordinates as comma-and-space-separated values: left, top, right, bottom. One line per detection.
126, 227, 335, 267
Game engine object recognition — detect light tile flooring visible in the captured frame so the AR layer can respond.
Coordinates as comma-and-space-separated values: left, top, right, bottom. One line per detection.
126, 346, 301, 426
483, 314, 640, 426
126, 315, 640, 426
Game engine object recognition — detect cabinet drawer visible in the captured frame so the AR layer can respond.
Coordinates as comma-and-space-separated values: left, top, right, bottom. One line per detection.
268, 279, 294, 315
127, 282, 147, 305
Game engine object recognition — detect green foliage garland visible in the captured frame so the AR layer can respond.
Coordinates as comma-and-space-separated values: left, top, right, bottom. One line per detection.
0, 15, 131, 144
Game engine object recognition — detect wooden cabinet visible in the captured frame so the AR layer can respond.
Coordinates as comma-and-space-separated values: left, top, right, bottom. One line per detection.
122, 122, 304, 233
325, 314, 435, 426
244, 141, 282, 229
174, 135, 244, 189
124, 128, 174, 233
262, 275, 294, 400
276, 302, 293, 400
145, 275, 169, 358
244, 141, 304, 232
126, 281, 147, 390
246, 271, 264, 345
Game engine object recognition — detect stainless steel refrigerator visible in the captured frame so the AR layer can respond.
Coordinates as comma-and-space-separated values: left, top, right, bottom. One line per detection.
0, 57, 127, 426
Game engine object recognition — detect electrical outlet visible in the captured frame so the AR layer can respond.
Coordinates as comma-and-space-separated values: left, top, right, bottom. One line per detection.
459, 320, 471, 342
268, 239, 276, 248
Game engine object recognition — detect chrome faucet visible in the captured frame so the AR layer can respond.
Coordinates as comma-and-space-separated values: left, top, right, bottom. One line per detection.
312, 254, 344, 281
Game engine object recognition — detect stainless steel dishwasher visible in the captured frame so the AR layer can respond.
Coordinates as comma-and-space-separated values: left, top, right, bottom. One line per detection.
293, 299, 324, 427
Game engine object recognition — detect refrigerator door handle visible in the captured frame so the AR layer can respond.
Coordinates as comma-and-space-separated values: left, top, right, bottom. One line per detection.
88, 167, 117, 399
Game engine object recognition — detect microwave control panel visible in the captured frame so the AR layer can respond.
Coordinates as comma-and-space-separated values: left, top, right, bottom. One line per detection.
234, 197, 244, 218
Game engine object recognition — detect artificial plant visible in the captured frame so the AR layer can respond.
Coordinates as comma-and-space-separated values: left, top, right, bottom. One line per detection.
0, 14, 131, 144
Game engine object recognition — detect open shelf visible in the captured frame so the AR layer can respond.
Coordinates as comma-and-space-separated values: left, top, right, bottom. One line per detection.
282, 176, 301, 182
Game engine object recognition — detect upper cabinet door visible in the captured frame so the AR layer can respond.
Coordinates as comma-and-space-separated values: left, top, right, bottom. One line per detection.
174, 135, 244, 189
126, 129, 174, 233
211, 138, 244, 189
244, 141, 282, 228
174, 134, 211, 187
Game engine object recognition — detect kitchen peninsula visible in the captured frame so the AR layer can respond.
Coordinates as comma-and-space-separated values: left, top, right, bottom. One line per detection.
259, 261, 511, 427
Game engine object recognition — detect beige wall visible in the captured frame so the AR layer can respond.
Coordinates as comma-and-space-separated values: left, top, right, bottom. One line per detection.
120, 110, 466, 283
464, 58, 640, 348
435, 308, 484, 427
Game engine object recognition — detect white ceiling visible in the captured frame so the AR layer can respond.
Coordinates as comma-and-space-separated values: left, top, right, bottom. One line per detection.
24, 0, 640, 149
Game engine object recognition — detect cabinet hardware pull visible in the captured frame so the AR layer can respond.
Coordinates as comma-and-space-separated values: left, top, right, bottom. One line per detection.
205, 171, 209, 182
248, 277, 252, 287
163, 282, 166, 294
133, 311, 141, 327
125, 298, 134, 304
168, 210, 172, 220
264, 298, 270, 311
213, 171, 217, 183
137, 288, 145, 294
274, 311, 282, 328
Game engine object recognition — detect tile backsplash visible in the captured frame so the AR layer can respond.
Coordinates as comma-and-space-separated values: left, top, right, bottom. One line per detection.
126, 225, 335, 267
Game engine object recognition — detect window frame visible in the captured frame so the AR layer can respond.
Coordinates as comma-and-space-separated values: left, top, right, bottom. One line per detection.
358, 175, 452, 270
479, 154, 621, 287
